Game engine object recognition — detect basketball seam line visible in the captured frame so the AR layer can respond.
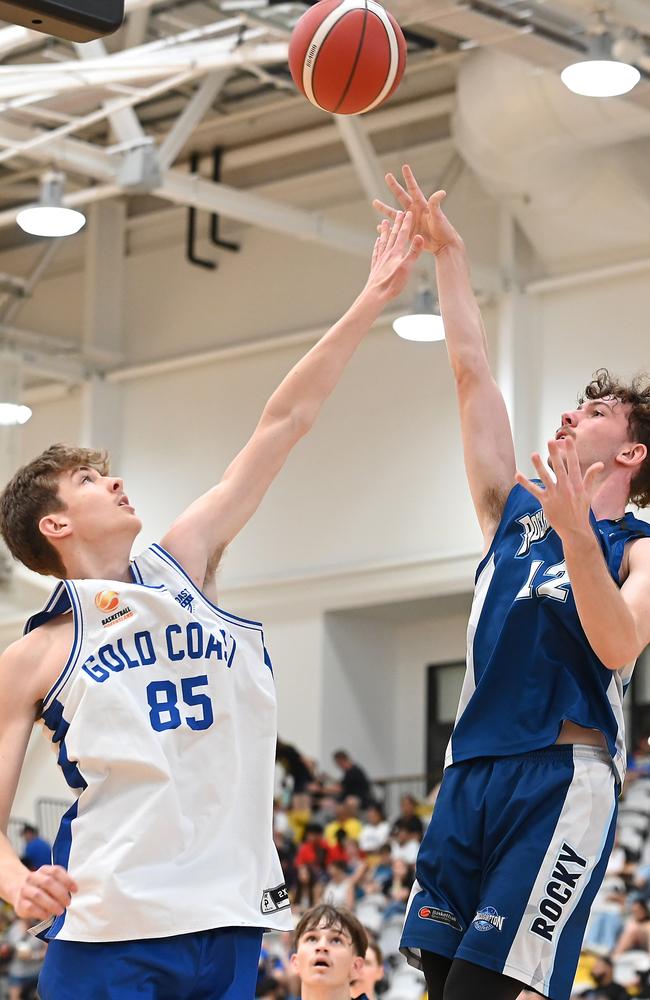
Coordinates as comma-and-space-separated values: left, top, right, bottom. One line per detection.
333, 0, 370, 114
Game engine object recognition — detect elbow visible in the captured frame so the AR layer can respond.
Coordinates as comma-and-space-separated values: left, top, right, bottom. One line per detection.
598, 641, 640, 671
452, 356, 492, 387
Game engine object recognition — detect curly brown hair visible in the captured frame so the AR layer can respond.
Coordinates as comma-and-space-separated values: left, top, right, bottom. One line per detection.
579, 369, 650, 508
0, 443, 109, 578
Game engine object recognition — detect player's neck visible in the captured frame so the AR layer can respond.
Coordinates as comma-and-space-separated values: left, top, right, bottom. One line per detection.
300, 984, 352, 1000
60, 540, 134, 582
590, 473, 631, 521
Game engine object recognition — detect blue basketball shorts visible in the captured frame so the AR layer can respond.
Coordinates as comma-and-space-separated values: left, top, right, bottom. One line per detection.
38, 926, 264, 1000
401, 745, 617, 1000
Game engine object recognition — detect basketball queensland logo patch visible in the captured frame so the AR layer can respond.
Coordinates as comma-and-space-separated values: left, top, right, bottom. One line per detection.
418, 906, 463, 932
95, 590, 135, 628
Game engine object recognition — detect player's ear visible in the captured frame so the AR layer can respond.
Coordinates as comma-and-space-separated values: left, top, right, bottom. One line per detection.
289, 951, 300, 974
351, 954, 365, 978
39, 512, 72, 541
618, 442, 647, 471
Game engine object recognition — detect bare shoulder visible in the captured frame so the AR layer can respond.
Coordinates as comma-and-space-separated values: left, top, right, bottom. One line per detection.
621, 535, 650, 583
2, 615, 74, 708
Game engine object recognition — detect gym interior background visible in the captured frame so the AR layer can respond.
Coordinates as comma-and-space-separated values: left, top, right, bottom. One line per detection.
0, 0, 648, 820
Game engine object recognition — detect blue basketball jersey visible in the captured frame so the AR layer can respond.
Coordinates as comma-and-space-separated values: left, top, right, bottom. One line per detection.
445, 484, 650, 783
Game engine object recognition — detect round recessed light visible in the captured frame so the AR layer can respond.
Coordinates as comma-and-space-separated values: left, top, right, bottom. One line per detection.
17, 205, 86, 238
392, 313, 446, 342
560, 59, 640, 97
0, 403, 32, 426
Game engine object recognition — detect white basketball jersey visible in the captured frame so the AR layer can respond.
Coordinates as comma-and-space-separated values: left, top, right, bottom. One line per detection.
26, 543, 292, 942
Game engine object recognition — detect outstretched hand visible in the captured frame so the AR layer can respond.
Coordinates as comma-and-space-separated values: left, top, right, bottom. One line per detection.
373, 164, 461, 256
515, 436, 604, 544
366, 209, 424, 300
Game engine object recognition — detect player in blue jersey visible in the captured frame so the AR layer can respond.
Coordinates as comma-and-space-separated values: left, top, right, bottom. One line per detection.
374, 166, 650, 1000
0, 212, 424, 1000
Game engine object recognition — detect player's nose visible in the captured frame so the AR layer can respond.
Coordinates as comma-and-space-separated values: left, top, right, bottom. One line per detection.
561, 410, 578, 427
110, 477, 124, 493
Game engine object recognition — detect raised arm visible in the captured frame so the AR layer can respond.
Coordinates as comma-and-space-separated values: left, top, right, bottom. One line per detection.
374, 166, 516, 549
161, 213, 424, 588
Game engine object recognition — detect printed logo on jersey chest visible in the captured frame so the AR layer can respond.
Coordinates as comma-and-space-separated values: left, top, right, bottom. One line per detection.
95, 590, 135, 628
515, 508, 552, 557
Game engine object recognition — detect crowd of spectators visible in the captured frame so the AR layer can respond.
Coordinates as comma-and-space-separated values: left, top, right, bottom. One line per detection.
258, 741, 432, 999
263, 738, 650, 1000
9, 742, 650, 999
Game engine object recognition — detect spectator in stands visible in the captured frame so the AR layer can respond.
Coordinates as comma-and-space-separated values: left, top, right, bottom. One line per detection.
323, 861, 355, 910
325, 801, 363, 849
291, 865, 323, 913
581, 956, 631, 1000
295, 824, 331, 878
613, 898, 650, 956
359, 803, 390, 854
289, 904, 368, 1000
391, 794, 424, 839
19, 825, 51, 872
277, 739, 315, 796
5, 913, 47, 1000
390, 819, 420, 865
324, 752, 372, 808
349, 942, 384, 1000
381, 857, 414, 921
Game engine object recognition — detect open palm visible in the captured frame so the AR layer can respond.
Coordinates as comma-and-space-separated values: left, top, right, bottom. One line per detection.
373, 164, 461, 256
367, 210, 424, 300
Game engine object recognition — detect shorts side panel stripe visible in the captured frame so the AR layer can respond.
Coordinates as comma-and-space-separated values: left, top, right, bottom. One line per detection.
501, 754, 616, 997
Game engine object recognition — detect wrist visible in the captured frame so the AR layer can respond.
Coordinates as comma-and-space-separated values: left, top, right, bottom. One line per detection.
1, 863, 29, 908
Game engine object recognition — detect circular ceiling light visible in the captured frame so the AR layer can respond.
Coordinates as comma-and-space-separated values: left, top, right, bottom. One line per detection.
561, 59, 640, 97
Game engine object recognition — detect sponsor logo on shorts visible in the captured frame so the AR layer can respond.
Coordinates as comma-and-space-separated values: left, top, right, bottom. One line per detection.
530, 841, 588, 942
95, 590, 136, 628
418, 906, 462, 932
472, 906, 505, 932
515, 508, 552, 556
261, 883, 290, 914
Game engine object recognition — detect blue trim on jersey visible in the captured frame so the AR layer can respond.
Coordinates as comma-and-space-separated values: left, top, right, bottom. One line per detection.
41, 698, 87, 791
41, 582, 84, 713
24, 582, 69, 636
149, 544, 263, 630
263, 643, 274, 676
40, 798, 80, 941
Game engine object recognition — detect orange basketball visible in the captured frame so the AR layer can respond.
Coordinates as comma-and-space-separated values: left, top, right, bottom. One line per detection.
288, 0, 407, 115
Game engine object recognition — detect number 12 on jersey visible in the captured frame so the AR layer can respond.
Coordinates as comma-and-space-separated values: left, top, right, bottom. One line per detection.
147, 675, 214, 731
515, 559, 571, 603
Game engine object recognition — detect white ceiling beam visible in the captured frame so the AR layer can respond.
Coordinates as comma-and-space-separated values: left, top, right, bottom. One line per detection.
334, 115, 388, 203
158, 169, 371, 257
0, 120, 115, 180
74, 39, 146, 147
158, 70, 230, 171
123, 6, 151, 49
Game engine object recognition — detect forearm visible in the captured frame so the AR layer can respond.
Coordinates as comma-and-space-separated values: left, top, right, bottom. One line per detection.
564, 531, 640, 669
434, 242, 490, 378
0, 833, 28, 907
263, 285, 385, 428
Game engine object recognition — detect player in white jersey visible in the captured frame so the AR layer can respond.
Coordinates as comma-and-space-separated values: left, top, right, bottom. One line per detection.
374, 168, 650, 1000
0, 212, 424, 999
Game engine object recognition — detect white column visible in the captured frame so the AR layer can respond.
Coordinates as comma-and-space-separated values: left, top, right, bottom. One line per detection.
81, 200, 126, 470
